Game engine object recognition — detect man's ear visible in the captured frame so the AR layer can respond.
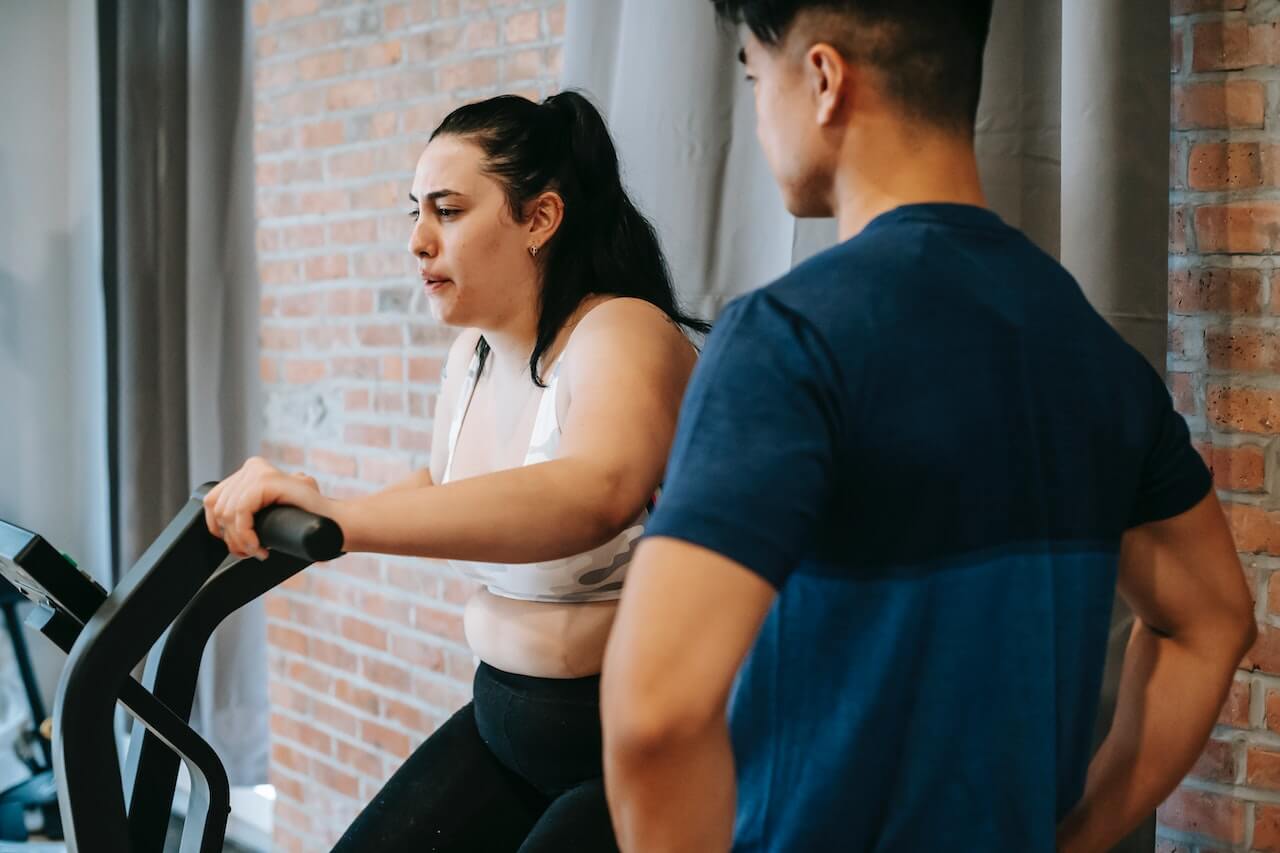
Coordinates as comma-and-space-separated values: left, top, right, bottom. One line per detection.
805, 43, 849, 126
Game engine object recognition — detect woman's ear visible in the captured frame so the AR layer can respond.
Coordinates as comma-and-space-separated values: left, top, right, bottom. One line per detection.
528, 190, 566, 248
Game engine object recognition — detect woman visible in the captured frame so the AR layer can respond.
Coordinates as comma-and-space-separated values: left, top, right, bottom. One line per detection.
204, 91, 704, 851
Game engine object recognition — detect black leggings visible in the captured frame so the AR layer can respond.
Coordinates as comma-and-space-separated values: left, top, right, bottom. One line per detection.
331, 662, 618, 852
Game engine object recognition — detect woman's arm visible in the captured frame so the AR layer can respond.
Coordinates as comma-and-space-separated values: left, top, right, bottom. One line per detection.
207, 301, 696, 562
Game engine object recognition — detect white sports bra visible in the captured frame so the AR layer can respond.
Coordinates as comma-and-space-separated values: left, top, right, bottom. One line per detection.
441, 346, 647, 603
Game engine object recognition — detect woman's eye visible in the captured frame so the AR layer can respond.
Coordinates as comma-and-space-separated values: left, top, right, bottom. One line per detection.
437, 207, 460, 220
408, 208, 420, 221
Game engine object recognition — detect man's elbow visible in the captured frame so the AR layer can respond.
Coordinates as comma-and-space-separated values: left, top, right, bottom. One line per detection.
602, 674, 721, 769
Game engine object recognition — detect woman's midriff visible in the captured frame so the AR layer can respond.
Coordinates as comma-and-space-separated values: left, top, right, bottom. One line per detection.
463, 586, 619, 678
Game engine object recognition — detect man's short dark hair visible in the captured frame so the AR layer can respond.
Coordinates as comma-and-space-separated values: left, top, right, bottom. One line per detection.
713, 0, 994, 133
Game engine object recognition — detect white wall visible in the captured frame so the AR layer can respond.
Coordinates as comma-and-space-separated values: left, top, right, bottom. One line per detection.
0, 0, 109, 709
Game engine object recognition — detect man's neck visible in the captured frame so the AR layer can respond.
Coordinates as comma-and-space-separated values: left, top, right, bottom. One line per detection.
832, 122, 988, 241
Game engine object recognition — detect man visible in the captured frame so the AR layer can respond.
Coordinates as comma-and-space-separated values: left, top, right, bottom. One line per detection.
601, 2, 1257, 851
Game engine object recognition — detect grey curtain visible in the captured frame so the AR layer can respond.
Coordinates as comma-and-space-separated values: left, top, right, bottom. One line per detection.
101, 0, 267, 785
566, 1, 1171, 851
0, 0, 111, 715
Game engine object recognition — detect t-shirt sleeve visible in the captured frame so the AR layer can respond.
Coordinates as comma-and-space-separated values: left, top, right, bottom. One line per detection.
645, 294, 842, 589
1128, 364, 1213, 528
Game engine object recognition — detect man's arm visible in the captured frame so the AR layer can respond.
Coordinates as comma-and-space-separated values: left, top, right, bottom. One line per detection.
1057, 491, 1255, 852
602, 537, 776, 852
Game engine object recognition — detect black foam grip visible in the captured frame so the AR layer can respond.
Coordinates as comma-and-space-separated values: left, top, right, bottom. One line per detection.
253, 506, 344, 562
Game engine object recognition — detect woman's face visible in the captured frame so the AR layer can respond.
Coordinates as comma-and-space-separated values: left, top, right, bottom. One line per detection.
408, 135, 539, 329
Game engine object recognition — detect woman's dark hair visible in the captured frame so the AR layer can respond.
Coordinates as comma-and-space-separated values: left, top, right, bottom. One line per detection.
430, 91, 709, 386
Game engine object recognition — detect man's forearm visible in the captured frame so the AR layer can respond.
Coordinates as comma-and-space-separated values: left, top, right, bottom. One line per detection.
1057, 621, 1244, 852
605, 719, 736, 852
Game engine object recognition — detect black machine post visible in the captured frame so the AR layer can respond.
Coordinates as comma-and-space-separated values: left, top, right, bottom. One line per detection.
0, 485, 343, 853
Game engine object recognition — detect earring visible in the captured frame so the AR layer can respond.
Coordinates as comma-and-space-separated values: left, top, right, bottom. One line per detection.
528, 244, 540, 258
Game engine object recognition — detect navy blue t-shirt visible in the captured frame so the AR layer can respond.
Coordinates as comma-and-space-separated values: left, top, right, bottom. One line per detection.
645, 204, 1211, 852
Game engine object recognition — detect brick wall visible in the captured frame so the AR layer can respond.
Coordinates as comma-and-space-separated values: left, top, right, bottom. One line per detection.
250, 1, 563, 849
1163, 1, 1280, 850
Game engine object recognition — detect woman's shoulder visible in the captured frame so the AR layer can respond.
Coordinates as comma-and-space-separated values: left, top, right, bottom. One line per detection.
560, 297, 698, 381
572, 297, 690, 346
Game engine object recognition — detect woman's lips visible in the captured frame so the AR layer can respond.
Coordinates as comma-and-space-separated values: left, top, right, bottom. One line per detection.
423, 278, 452, 293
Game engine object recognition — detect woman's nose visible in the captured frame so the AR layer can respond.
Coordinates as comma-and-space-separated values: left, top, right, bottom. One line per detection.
409, 218, 437, 259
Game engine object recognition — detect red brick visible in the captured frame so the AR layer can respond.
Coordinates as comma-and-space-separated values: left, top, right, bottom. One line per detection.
356, 324, 404, 347
345, 424, 393, 449
352, 40, 403, 71
259, 260, 301, 287
282, 359, 327, 384
1208, 385, 1280, 433
1169, 371, 1196, 416
1192, 739, 1239, 784
1171, 205, 1190, 255
328, 218, 378, 245
361, 720, 411, 758
297, 50, 346, 82
1173, 81, 1265, 130
309, 449, 358, 478
286, 659, 332, 693
413, 604, 466, 645
326, 80, 379, 112
332, 353, 376, 376
282, 157, 324, 184
1193, 20, 1280, 71
384, 560, 437, 596
309, 637, 358, 671
359, 455, 415, 484
1172, 27, 1184, 75
312, 699, 360, 737
463, 19, 498, 49
390, 633, 446, 671
306, 326, 354, 350
1188, 142, 1263, 190
281, 224, 326, 251
1226, 503, 1280, 555
438, 57, 498, 91
397, 427, 433, 452
271, 742, 308, 774
505, 11, 541, 44
334, 679, 380, 715
504, 49, 546, 82
313, 759, 360, 797
1246, 624, 1280, 672
1209, 444, 1266, 491
326, 289, 375, 315
301, 120, 345, 149
340, 616, 388, 651
384, 697, 432, 733
364, 658, 413, 694
384, 4, 408, 32
1256, 803, 1280, 852
336, 738, 383, 778
267, 624, 308, 656
1221, 678, 1250, 727
1156, 787, 1244, 844
1169, 268, 1262, 314
376, 353, 401, 379
263, 441, 306, 467
1207, 329, 1280, 373
1197, 204, 1280, 254
305, 254, 349, 282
